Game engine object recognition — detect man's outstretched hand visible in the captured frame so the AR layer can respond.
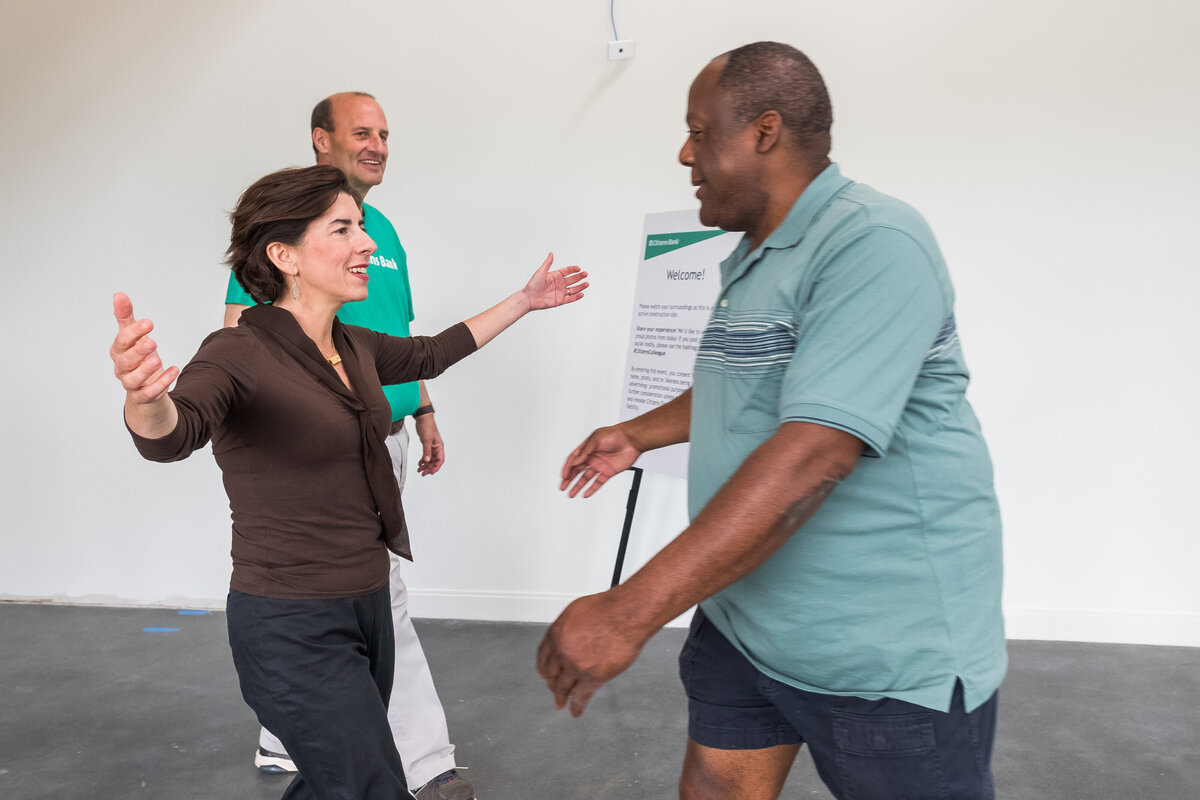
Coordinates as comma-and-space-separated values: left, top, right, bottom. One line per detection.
560, 425, 641, 499
536, 591, 648, 717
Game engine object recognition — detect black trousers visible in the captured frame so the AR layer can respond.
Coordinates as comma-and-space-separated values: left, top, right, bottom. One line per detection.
227, 585, 413, 799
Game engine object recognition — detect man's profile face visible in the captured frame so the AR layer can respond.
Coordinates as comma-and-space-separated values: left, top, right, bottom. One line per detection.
678, 60, 767, 233
316, 95, 389, 196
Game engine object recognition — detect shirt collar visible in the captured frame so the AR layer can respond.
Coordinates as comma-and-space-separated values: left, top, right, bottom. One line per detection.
764, 162, 851, 250
722, 163, 852, 279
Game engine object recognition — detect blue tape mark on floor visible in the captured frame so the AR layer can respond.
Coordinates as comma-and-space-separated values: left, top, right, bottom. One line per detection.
143, 627, 181, 633
176, 610, 211, 616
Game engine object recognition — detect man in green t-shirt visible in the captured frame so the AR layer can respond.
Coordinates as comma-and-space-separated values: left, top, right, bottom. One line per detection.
224, 92, 475, 800
540, 44, 1004, 800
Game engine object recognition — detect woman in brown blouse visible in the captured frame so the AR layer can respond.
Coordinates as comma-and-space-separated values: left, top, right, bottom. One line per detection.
109, 165, 586, 799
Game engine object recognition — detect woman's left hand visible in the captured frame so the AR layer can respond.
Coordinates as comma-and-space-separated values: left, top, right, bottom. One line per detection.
463, 253, 590, 349
523, 253, 589, 311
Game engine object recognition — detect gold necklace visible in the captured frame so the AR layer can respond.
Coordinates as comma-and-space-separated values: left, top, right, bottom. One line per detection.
326, 353, 342, 366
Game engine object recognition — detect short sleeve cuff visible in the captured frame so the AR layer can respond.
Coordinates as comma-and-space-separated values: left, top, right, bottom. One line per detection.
781, 403, 892, 458
224, 271, 255, 306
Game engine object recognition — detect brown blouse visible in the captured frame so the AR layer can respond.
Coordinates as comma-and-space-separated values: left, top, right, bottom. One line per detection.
129, 304, 477, 599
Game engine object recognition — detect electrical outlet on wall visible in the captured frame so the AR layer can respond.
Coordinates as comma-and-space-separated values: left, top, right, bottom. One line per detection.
607, 39, 635, 61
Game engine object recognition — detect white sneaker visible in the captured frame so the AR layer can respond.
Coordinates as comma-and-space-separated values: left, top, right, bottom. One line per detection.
254, 746, 297, 773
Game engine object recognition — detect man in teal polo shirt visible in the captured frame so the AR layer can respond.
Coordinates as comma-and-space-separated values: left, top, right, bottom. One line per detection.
224, 92, 475, 800
540, 43, 1005, 799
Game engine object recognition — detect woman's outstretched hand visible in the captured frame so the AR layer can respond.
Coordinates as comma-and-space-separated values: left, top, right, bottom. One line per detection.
111, 293, 178, 404
522, 253, 589, 311
111, 293, 180, 438
463, 253, 590, 349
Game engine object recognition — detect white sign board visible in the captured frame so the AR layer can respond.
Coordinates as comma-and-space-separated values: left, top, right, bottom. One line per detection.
618, 210, 740, 478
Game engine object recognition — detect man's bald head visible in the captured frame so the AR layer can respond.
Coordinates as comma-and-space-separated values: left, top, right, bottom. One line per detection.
310, 92, 376, 155
310, 92, 389, 197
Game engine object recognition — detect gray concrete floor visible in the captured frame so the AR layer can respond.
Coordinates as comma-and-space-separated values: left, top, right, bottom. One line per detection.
0, 603, 1196, 799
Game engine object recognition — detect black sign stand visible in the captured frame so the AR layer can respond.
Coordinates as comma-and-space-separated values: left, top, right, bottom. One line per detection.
610, 467, 644, 588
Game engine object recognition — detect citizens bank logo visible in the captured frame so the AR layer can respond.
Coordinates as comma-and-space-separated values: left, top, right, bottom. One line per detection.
369, 254, 399, 271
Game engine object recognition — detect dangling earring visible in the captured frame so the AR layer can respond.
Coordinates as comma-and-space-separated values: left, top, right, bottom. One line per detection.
291, 275, 301, 300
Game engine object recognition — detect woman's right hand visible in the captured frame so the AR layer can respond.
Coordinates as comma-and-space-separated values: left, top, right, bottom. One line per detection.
111, 293, 181, 440
111, 293, 178, 404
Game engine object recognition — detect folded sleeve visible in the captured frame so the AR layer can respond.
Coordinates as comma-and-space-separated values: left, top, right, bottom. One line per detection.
779, 226, 949, 457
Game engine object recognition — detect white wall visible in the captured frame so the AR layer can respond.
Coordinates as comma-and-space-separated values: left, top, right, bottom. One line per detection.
2, 0, 1197, 646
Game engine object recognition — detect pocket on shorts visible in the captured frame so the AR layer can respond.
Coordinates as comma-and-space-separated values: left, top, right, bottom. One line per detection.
831, 710, 950, 799
677, 609, 710, 690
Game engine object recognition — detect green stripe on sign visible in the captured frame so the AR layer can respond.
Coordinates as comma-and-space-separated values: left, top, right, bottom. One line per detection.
644, 230, 727, 260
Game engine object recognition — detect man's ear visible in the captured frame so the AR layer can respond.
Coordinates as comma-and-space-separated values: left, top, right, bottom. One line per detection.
754, 110, 783, 154
266, 242, 296, 275
312, 127, 330, 156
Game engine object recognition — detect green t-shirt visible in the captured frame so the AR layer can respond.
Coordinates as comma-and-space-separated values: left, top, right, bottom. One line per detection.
224, 202, 419, 420
689, 164, 1005, 714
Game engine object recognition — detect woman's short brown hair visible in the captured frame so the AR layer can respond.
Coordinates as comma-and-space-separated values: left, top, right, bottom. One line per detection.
226, 165, 362, 304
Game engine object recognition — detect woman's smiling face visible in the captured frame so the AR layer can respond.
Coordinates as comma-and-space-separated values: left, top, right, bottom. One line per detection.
290, 191, 377, 305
